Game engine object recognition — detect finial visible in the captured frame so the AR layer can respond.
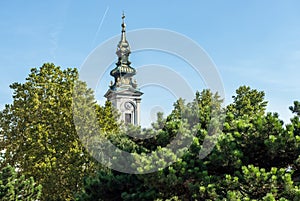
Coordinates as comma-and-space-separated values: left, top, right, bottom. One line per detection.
121, 12, 126, 32
122, 11, 125, 20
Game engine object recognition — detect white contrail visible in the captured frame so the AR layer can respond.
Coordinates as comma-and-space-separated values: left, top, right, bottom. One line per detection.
91, 6, 109, 48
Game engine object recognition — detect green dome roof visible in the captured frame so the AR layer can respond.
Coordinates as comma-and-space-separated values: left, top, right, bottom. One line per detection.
110, 64, 136, 77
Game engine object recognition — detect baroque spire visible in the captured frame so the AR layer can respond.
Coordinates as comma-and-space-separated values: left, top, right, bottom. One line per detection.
104, 13, 143, 126
109, 13, 137, 89
115, 12, 131, 66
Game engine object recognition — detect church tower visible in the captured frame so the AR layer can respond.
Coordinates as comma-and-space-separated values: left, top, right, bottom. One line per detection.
104, 14, 143, 125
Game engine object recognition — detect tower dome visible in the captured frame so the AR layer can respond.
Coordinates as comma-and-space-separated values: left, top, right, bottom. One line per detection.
104, 13, 143, 125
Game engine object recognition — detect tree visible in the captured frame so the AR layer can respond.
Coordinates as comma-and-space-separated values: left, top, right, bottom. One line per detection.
227, 85, 267, 118
290, 101, 300, 116
0, 164, 42, 201
95, 100, 120, 135
0, 63, 103, 200
77, 87, 300, 200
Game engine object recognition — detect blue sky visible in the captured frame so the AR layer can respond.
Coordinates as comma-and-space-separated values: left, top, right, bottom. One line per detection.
0, 1, 300, 126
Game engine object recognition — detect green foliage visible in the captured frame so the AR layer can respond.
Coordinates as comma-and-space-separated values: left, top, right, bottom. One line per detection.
1, 64, 300, 201
77, 86, 300, 201
290, 101, 300, 116
76, 169, 149, 201
221, 165, 300, 200
95, 100, 120, 135
0, 164, 42, 201
227, 85, 267, 118
0, 63, 107, 200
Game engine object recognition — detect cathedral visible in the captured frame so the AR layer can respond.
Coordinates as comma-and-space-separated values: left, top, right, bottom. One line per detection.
104, 14, 143, 125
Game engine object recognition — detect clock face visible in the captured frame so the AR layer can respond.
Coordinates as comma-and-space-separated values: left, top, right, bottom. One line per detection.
124, 102, 133, 110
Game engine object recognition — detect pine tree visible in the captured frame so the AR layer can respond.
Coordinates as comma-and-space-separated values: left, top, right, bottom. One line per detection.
0, 164, 42, 201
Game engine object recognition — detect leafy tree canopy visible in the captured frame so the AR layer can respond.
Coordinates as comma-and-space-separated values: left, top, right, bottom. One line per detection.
1, 63, 300, 200
0, 63, 119, 200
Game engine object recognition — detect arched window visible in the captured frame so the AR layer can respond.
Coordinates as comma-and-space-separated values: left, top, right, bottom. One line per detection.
123, 101, 135, 124
125, 113, 132, 124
